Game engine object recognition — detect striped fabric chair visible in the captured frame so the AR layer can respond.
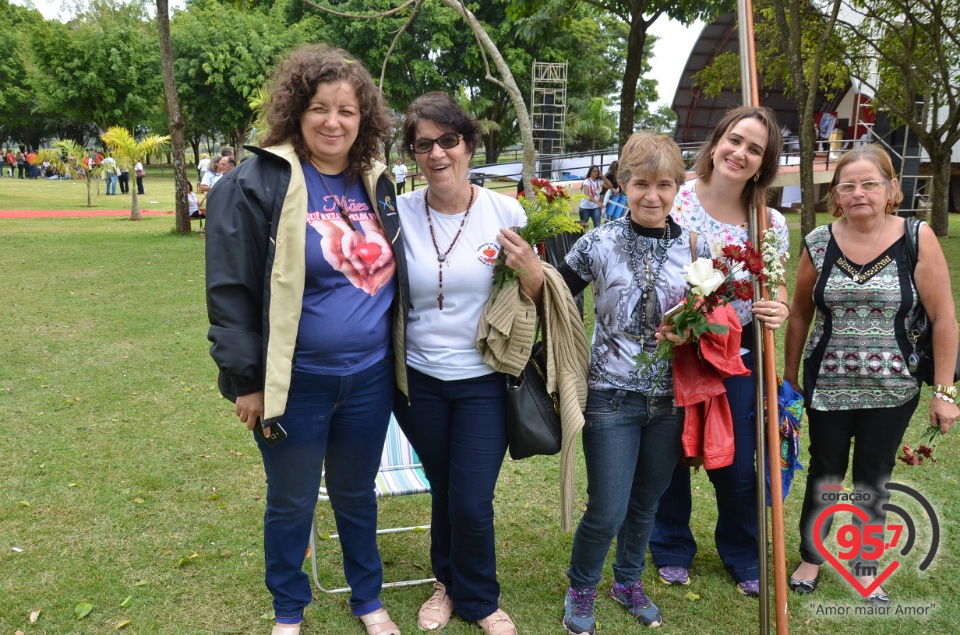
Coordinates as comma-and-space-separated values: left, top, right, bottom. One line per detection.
309, 414, 434, 594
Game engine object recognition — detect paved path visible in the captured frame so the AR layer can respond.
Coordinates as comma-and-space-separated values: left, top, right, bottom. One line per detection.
0, 209, 174, 218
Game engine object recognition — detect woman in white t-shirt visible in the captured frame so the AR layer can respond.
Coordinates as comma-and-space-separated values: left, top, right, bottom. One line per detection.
394, 91, 542, 635
579, 165, 603, 228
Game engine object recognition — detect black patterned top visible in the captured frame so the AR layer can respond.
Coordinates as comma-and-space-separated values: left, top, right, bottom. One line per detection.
564, 216, 711, 395
802, 224, 920, 410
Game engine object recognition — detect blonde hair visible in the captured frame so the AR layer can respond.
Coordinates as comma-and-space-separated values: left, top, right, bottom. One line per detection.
617, 132, 686, 186
825, 144, 903, 216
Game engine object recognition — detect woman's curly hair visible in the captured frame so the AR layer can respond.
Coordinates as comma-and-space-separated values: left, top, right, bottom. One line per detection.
262, 44, 390, 183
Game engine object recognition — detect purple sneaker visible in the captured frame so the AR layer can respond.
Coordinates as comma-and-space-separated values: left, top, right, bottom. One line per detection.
611, 580, 662, 627
737, 579, 761, 597
657, 566, 689, 586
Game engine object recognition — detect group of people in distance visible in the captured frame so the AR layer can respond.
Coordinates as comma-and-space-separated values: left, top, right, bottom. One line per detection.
204, 45, 959, 635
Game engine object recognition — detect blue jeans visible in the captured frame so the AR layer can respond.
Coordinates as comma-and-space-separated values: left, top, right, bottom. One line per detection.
568, 389, 684, 589
257, 357, 394, 623
106, 172, 118, 194
393, 369, 508, 621
579, 203, 601, 229
650, 352, 759, 582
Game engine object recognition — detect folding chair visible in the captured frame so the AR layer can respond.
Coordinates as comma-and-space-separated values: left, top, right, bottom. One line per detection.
309, 414, 434, 594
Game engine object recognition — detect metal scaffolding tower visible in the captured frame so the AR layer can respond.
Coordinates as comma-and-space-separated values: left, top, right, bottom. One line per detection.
531, 62, 567, 157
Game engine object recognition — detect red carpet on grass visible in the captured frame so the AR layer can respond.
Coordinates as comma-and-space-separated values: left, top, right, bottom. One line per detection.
0, 209, 174, 218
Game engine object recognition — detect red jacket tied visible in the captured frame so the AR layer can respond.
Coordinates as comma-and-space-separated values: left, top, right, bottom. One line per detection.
672, 304, 750, 469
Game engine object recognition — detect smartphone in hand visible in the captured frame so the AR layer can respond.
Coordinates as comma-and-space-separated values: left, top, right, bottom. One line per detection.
254, 418, 287, 447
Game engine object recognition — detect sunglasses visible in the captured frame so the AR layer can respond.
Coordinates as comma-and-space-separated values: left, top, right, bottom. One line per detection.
411, 133, 463, 154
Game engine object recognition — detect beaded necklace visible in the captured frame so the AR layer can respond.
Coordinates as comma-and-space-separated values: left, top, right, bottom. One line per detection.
425, 185, 475, 310
624, 221, 671, 344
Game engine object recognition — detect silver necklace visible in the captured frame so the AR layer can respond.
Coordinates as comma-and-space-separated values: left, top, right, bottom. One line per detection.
624, 222, 671, 344
840, 215, 887, 282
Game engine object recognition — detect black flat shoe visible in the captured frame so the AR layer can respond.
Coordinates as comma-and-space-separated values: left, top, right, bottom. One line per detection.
865, 591, 890, 608
788, 563, 819, 595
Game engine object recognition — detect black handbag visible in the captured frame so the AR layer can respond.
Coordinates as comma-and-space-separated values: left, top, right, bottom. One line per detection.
505, 322, 562, 460
903, 217, 960, 385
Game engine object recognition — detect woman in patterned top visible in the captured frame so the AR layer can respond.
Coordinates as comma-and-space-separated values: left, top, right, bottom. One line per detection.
784, 144, 958, 606
649, 106, 789, 596
557, 133, 712, 634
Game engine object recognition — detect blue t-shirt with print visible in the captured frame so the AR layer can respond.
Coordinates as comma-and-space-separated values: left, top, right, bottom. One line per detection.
294, 162, 396, 374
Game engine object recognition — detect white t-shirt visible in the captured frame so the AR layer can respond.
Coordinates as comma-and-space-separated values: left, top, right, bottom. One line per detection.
398, 186, 526, 380
393, 163, 407, 183
581, 177, 602, 209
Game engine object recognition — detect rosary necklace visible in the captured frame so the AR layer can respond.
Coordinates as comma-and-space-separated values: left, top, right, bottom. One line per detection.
425, 185, 475, 310
840, 214, 886, 282
624, 222, 671, 344
311, 161, 355, 231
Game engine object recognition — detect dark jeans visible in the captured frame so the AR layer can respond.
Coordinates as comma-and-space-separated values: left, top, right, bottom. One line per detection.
797, 393, 919, 567
393, 368, 508, 621
257, 358, 394, 623
136, 176, 144, 194
578, 203, 601, 229
650, 352, 760, 583
568, 389, 684, 589
396, 181, 405, 195
119, 172, 129, 194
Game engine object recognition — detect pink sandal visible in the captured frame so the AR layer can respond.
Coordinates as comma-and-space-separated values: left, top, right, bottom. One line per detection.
359, 608, 400, 635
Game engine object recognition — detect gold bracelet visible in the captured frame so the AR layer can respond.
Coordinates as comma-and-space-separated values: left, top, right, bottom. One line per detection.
934, 384, 958, 399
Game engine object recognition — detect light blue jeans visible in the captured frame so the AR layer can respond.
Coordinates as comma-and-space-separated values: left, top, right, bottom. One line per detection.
568, 389, 684, 589
106, 172, 118, 194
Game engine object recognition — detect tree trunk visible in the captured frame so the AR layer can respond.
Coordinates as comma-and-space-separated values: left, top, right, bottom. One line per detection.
618, 17, 646, 148
130, 187, 141, 221
157, 0, 191, 234
797, 103, 818, 239
929, 149, 951, 236
86, 175, 92, 208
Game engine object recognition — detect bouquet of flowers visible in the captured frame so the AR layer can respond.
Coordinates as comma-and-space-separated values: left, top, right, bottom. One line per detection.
897, 425, 943, 466
492, 177, 583, 289
635, 240, 766, 371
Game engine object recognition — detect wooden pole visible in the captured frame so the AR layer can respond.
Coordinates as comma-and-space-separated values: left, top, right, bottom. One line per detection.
738, 0, 789, 632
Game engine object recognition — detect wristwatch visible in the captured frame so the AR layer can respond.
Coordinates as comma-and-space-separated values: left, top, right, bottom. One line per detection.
934, 384, 957, 399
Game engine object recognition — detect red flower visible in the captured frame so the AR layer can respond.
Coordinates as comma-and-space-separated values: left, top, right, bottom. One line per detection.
733, 279, 754, 301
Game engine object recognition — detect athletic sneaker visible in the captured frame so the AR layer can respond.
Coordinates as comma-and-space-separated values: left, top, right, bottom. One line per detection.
658, 566, 690, 586
737, 579, 761, 597
610, 580, 662, 627
562, 586, 596, 635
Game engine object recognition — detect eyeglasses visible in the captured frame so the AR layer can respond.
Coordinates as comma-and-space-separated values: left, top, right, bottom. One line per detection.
411, 133, 462, 154
834, 179, 889, 195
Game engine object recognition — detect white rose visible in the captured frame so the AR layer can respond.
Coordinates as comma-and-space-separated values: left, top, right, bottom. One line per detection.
683, 257, 725, 296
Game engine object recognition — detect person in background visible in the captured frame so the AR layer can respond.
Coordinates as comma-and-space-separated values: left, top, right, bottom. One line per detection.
118, 160, 130, 195
197, 153, 211, 182
103, 154, 119, 195
187, 181, 202, 219
205, 44, 400, 635
649, 105, 789, 597
579, 165, 603, 228
559, 133, 713, 634
135, 161, 145, 194
784, 144, 958, 607
393, 91, 542, 635
392, 156, 408, 194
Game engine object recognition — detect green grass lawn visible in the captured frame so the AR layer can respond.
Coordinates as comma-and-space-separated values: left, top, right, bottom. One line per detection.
1, 207, 959, 634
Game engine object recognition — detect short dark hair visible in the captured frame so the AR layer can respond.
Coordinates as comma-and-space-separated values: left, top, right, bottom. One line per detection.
402, 91, 483, 158
263, 44, 390, 182
219, 146, 234, 157
694, 106, 783, 212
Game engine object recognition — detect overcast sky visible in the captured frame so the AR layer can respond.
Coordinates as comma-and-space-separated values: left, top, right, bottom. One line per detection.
15, 0, 701, 110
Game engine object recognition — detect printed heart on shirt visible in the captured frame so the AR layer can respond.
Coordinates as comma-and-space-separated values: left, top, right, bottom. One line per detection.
356, 242, 382, 265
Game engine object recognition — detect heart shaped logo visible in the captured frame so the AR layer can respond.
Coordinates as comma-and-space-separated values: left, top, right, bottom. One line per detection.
813, 503, 899, 596
356, 242, 382, 265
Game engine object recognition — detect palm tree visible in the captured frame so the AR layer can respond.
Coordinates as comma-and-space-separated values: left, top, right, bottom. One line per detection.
101, 127, 170, 220
39, 141, 105, 207
567, 96, 617, 151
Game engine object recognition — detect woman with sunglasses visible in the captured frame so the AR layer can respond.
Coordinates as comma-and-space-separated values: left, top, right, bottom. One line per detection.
784, 144, 958, 605
391, 91, 544, 635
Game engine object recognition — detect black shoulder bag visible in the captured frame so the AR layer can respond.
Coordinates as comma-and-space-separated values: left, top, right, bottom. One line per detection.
504, 319, 562, 460
903, 216, 960, 385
